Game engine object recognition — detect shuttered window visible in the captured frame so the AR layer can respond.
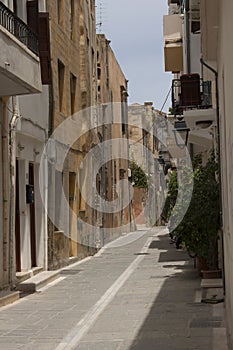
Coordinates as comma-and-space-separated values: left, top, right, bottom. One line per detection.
27, 0, 39, 34
70, 73, 77, 115
38, 13, 52, 85
27, 1, 52, 85
58, 60, 65, 112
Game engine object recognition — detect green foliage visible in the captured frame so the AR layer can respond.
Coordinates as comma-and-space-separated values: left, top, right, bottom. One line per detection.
162, 170, 178, 220
130, 161, 148, 189
164, 153, 220, 269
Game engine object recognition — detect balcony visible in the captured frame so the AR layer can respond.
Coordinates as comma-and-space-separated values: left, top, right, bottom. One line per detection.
171, 74, 212, 115
200, 0, 219, 61
183, 108, 216, 148
170, 73, 215, 149
0, 1, 42, 96
163, 14, 183, 72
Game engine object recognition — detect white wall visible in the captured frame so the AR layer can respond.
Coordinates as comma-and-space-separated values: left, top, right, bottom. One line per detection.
0, 100, 3, 286
190, 33, 201, 74
217, 0, 233, 348
15, 86, 49, 272
18, 86, 49, 136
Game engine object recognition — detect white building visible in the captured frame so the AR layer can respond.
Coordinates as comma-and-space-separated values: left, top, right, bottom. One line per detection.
14, 0, 50, 279
163, 0, 216, 161
0, 0, 47, 289
164, 1, 233, 348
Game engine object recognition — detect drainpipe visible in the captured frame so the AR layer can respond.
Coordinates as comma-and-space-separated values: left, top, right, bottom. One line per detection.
9, 96, 20, 288
2, 97, 9, 286
185, 0, 191, 73
200, 58, 225, 292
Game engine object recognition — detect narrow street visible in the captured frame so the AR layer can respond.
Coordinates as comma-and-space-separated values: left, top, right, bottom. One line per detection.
0, 227, 227, 350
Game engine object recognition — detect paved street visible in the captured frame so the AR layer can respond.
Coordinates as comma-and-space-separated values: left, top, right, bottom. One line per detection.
0, 227, 228, 350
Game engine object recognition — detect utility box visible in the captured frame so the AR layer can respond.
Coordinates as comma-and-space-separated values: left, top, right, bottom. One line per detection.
26, 184, 34, 204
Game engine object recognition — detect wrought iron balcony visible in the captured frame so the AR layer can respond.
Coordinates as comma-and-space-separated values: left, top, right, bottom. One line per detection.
171, 74, 212, 115
0, 1, 39, 55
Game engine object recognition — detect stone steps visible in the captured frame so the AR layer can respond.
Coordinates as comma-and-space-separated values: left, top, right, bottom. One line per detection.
16, 266, 44, 283
201, 278, 223, 288
17, 271, 60, 293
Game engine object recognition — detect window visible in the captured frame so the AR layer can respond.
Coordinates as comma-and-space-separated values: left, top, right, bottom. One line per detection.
70, 73, 77, 115
58, 60, 65, 112
57, 0, 63, 24
38, 13, 52, 84
121, 86, 128, 135
97, 64, 101, 80
191, 21, 200, 34
27, 0, 39, 34
143, 130, 149, 161
69, 0, 75, 39
13, 0, 18, 15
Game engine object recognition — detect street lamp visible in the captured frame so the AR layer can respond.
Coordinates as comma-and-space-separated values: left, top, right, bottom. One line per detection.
173, 119, 190, 148
158, 155, 165, 165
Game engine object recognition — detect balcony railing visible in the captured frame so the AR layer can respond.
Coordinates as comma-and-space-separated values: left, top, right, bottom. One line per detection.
0, 1, 39, 55
171, 74, 212, 115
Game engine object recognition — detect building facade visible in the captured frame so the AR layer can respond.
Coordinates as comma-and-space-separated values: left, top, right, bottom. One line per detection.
0, 0, 42, 289
163, 1, 233, 348
43, 0, 98, 269
0, 0, 135, 292
96, 34, 134, 241
128, 102, 167, 227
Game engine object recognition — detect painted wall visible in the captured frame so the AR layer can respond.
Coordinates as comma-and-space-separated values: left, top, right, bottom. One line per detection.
217, 1, 233, 348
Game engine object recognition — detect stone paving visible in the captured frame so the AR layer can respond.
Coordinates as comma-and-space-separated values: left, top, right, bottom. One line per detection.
0, 227, 228, 349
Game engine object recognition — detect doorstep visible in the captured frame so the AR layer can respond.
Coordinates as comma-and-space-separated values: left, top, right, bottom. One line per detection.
0, 291, 20, 307
201, 278, 223, 288
16, 266, 44, 283
17, 271, 60, 293
201, 278, 224, 304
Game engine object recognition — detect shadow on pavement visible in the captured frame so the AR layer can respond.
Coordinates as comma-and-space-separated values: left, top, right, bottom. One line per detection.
128, 233, 216, 350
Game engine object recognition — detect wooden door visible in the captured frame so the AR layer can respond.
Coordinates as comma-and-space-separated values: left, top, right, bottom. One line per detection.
29, 163, 37, 267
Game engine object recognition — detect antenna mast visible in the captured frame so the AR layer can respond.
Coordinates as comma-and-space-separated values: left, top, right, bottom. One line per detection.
96, 0, 103, 33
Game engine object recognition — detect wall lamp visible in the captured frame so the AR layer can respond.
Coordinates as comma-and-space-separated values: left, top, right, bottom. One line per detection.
173, 119, 190, 148
33, 148, 40, 156
158, 156, 165, 165
17, 143, 25, 151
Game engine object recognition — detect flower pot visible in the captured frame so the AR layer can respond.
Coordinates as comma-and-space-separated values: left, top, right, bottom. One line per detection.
195, 257, 209, 274
201, 269, 222, 279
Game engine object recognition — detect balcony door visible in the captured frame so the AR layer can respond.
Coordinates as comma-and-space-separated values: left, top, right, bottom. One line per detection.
13, 0, 18, 15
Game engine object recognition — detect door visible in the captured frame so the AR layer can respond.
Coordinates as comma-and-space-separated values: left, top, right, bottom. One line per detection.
69, 172, 76, 256
29, 163, 37, 267
15, 160, 21, 272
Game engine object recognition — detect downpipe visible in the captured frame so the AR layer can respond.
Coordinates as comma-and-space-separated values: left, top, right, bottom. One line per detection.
200, 58, 225, 293
9, 96, 20, 288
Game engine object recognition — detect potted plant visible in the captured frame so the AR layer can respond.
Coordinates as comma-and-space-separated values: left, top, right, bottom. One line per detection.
163, 153, 221, 274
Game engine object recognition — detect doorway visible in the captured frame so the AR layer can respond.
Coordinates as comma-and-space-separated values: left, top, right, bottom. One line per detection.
15, 159, 21, 272
29, 163, 37, 267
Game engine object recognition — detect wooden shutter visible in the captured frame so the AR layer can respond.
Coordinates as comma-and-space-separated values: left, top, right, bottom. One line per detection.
38, 13, 52, 85
27, 0, 39, 34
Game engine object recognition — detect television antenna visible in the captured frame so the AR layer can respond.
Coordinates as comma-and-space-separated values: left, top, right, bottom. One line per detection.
96, 0, 106, 33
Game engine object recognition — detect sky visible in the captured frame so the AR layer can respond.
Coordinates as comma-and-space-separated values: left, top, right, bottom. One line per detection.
97, 0, 172, 112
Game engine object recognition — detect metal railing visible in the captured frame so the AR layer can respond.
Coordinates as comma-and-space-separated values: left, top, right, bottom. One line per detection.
171, 76, 212, 115
0, 1, 39, 55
